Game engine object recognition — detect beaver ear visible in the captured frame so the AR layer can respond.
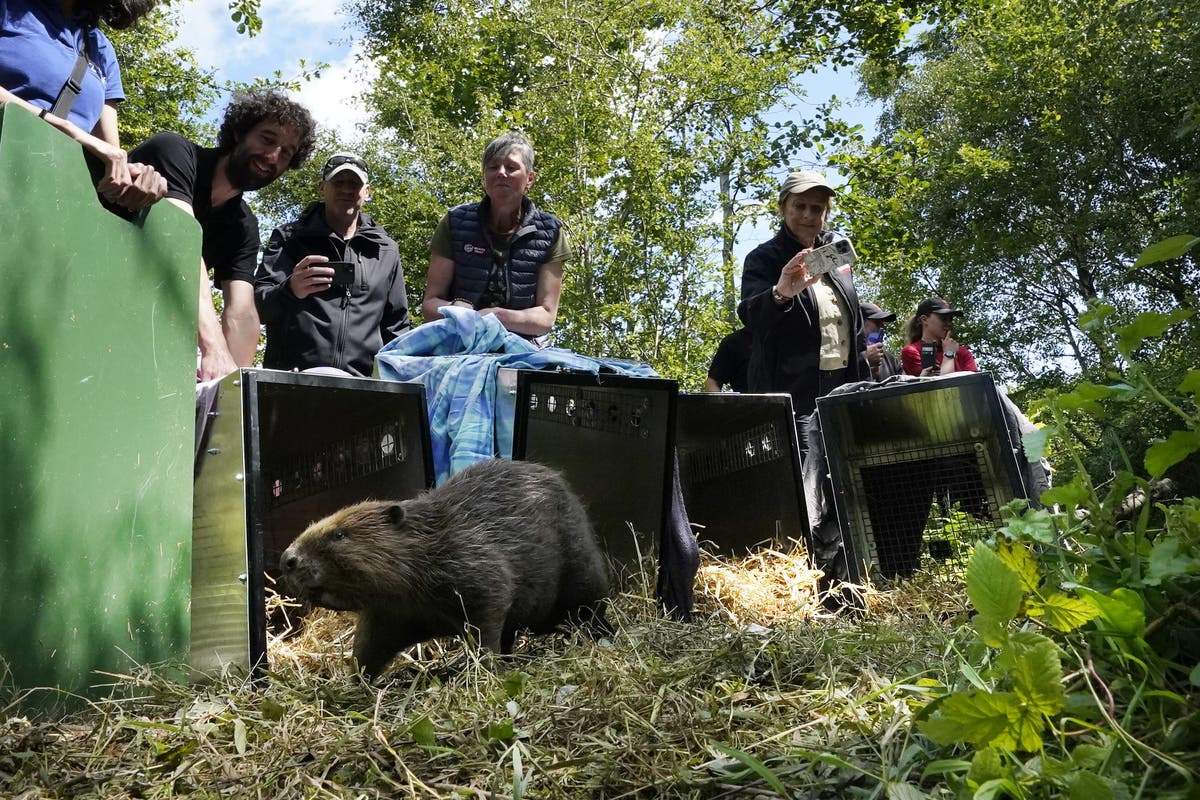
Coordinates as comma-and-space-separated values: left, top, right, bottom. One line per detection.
385, 503, 405, 526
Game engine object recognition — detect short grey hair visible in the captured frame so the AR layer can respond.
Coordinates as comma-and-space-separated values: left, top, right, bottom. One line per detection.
482, 132, 534, 172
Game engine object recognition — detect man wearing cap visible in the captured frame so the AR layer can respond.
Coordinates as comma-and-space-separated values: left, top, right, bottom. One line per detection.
860, 301, 902, 380
901, 297, 978, 376
254, 153, 411, 377
128, 90, 317, 380
738, 169, 868, 451
704, 327, 753, 392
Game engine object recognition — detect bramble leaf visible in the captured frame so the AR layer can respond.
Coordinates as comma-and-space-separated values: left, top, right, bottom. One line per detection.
1004, 631, 1066, 716
973, 613, 1008, 648
1179, 369, 1200, 397
1026, 592, 1100, 632
967, 546, 1024, 623
995, 542, 1040, 593
967, 747, 1004, 784
1080, 587, 1146, 637
919, 691, 1018, 747
1145, 430, 1200, 478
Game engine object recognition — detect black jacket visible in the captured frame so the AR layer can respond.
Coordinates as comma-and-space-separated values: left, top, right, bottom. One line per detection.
737, 227, 867, 415
255, 203, 410, 376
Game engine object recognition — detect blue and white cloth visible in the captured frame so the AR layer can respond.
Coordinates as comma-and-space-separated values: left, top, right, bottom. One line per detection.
376, 307, 656, 484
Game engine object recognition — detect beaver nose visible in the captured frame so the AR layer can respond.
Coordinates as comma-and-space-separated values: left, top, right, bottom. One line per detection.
281, 548, 301, 573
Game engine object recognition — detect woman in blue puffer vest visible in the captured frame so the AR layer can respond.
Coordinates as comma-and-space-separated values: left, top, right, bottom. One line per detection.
421, 132, 572, 341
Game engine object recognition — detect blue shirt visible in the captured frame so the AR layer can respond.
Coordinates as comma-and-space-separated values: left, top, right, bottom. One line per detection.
0, 0, 124, 133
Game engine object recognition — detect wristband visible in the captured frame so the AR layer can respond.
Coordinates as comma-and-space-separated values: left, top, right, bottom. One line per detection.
39, 108, 49, 119
771, 285, 790, 305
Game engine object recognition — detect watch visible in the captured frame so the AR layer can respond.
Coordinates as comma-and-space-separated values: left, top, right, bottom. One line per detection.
771, 285, 790, 305
943, 349, 958, 359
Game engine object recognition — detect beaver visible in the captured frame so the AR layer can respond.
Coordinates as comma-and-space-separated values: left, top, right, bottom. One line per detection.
279, 458, 611, 678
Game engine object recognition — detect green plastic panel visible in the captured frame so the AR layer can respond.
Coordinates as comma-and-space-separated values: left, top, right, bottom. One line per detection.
0, 104, 199, 698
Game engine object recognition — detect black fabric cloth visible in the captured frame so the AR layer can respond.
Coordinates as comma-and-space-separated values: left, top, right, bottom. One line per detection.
127, 132, 259, 285
657, 451, 699, 621
738, 226, 868, 415
254, 202, 410, 377
706, 328, 753, 392
446, 196, 561, 309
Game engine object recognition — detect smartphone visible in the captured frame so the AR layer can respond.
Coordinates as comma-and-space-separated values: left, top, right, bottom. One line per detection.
805, 238, 857, 276
867, 331, 883, 345
327, 261, 356, 287
920, 341, 938, 371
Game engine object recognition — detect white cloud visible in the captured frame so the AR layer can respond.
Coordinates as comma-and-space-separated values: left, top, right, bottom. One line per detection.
294, 44, 379, 143
171, 0, 371, 138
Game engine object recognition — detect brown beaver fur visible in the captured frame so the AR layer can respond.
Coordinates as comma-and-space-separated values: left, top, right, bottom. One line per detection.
279, 458, 611, 678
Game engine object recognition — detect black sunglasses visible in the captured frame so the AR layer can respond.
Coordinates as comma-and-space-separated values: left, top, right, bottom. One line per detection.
324, 154, 367, 171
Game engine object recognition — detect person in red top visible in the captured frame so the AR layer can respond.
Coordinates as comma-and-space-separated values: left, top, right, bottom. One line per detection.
901, 297, 979, 376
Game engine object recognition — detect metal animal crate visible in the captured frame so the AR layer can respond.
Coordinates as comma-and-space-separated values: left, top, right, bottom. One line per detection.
816, 373, 1027, 581
675, 393, 807, 555
191, 369, 433, 678
508, 369, 678, 564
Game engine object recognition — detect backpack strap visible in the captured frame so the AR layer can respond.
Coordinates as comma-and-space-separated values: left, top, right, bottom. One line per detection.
48, 50, 90, 120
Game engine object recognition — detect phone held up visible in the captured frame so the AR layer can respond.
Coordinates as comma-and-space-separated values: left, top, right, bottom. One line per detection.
804, 238, 857, 276
327, 260, 356, 287
867, 331, 884, 345
920, 341, 938, 371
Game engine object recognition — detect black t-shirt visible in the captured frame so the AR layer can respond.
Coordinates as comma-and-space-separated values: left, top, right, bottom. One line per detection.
127, 132, 260, 285
708, 328, 753, 392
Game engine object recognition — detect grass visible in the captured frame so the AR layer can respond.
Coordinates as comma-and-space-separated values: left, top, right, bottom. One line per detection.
0, 544, 978, 799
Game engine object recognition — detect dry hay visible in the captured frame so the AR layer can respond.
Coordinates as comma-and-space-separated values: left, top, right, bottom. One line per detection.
1, 549, 972, 799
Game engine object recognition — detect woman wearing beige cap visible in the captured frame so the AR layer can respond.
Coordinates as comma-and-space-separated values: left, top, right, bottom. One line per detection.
738, 170, 868, 456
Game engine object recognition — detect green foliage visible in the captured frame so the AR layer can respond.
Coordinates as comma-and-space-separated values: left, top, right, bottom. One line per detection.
915, 301, 1200, 796
835, 0, 1200, 389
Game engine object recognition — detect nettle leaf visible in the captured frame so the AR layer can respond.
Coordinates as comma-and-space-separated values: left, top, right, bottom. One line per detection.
1022, 427, 1049, 461
1004, 631, 1066, 717
995, 542, 1040, 593
1053, 382, 1120, 414
1040, 474, 1092, 509
919, 691, 1018, 747
999, 508, 1057, 545
1069, 770, 1114, 800
1146, 537, 1200, 584
967, 546, 1024, 623
1115, 309, 1193, 357
1078, 303, 1116, 331
407, 715, 436, 747
1026, 592, 1100, 632
1145, 430, 1200, 478
1133, 234, 1200, 267
1081, 587, 1146, 637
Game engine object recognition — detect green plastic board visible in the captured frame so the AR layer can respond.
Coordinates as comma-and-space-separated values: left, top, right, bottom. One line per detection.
0, 104, 198, 699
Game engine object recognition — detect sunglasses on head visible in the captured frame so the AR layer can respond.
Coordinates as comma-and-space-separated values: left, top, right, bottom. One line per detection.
325, 155, 367, 170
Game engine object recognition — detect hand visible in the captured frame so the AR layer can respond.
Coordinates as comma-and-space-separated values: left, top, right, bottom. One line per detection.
866, 341, 884, 368
91, 139, 136, 203
102, 161, 168, 210
198, 344, 238, 382
773, 248, 824, 299
919, 366, 937, 378
451, 299, 475, 309
289, 255, 335, 299
941, 334, 960, 356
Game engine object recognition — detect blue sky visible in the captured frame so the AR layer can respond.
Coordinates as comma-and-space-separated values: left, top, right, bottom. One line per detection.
172, 0, 882, 262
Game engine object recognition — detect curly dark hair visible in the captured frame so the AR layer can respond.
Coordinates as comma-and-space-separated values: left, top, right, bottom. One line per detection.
216, 89, 317, 170
76, 0, 157, 30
